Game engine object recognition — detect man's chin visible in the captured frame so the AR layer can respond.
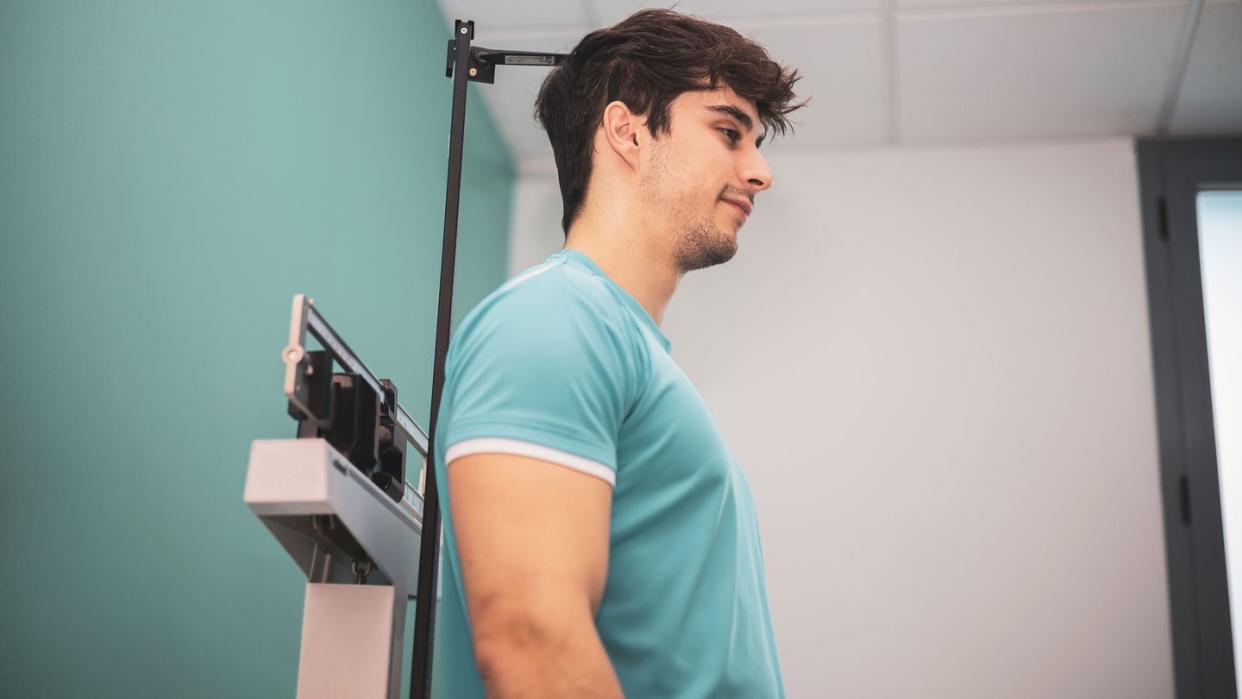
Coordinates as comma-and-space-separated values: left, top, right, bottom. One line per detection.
676, 233, 737, 273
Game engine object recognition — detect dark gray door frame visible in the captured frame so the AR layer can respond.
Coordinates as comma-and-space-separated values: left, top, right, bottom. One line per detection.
1137, 135, 1242, 699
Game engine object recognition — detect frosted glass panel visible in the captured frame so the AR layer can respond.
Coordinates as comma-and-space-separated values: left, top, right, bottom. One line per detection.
1197, 190, 1242, 692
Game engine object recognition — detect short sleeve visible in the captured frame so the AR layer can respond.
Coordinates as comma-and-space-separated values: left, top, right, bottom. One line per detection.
440, 275, 640, 487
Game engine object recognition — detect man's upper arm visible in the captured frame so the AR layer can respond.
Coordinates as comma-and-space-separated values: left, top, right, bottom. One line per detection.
439, 277, 638, 654
448, 452, 612, 646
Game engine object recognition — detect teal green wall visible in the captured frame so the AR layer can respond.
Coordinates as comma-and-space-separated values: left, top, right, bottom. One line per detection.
0, 1, 515, 696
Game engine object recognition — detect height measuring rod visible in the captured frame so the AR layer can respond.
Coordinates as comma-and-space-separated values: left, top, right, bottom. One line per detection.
409, 20, 566, 699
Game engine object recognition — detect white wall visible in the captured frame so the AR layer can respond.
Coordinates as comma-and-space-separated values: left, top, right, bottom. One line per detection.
509, 138, 1174, 699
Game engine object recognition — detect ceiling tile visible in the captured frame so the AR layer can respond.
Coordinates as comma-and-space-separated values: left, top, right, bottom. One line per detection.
1170, 0, 1242, 133
438, 0, 588, 32
585, 0, 881, 24
744, 20, 891, 149
466, 32, 586, 161
896, 0, 1159, 12
897, 3, 1185, 143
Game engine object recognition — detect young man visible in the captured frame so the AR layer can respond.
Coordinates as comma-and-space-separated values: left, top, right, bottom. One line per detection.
431, 9, 803, 698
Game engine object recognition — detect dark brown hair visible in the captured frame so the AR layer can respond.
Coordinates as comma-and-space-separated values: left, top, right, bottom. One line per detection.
534, 9, 805, 234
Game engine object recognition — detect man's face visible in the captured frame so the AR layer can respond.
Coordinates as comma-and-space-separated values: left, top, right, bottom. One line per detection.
637, 85, 773, 274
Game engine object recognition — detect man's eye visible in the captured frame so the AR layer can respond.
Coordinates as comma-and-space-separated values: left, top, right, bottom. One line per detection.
719, 128, 741, 144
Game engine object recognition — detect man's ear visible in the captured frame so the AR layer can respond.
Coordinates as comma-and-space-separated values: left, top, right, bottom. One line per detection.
600, 100, 643, 172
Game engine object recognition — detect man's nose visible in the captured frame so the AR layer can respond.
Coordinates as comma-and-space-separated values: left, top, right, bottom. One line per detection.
741, 150, 773, 193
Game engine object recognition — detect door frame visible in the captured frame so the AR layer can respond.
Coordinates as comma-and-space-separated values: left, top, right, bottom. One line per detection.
1137, 135, 1242, 699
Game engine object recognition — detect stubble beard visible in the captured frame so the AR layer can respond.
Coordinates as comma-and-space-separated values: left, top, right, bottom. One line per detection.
672, 214, 737, 274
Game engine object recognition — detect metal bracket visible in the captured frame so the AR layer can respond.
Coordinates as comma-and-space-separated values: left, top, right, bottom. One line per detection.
445, 23, 566, 85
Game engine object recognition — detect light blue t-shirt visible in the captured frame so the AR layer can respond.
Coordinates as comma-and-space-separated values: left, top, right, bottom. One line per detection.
431, 247, 784, 698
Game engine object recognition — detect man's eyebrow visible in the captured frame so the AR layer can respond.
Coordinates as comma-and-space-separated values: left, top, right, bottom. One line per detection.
706, 104, 766, 148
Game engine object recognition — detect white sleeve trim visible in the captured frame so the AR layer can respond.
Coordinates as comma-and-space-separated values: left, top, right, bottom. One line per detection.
444, 437, 616, 488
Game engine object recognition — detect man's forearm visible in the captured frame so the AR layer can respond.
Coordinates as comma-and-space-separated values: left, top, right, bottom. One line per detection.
475, 615, 623, 699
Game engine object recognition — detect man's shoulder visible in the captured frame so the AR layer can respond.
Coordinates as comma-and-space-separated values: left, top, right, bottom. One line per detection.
505, 255, 616, 304
469, 256, 619, 325
443, 253, 652, 401
452, 255, 629, 349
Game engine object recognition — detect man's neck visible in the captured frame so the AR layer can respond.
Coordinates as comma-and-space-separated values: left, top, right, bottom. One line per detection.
563, 224, 680, 327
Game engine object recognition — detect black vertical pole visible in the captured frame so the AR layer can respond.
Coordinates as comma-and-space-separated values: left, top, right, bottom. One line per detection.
410, 18, 472, 699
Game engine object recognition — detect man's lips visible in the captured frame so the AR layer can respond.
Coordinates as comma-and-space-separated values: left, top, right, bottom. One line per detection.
722, 197, 752, 218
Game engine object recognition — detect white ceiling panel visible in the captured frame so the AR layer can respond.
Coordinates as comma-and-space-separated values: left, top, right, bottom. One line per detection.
744, 19, 892, 149
439, 0, 588, 31
897, 2, 1186, 143
896, 0, 1165, 12
585, 0, 882, 25
1170, 0, 1242, 133
466, 32, 587, 161
438, 0, 1236, 156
